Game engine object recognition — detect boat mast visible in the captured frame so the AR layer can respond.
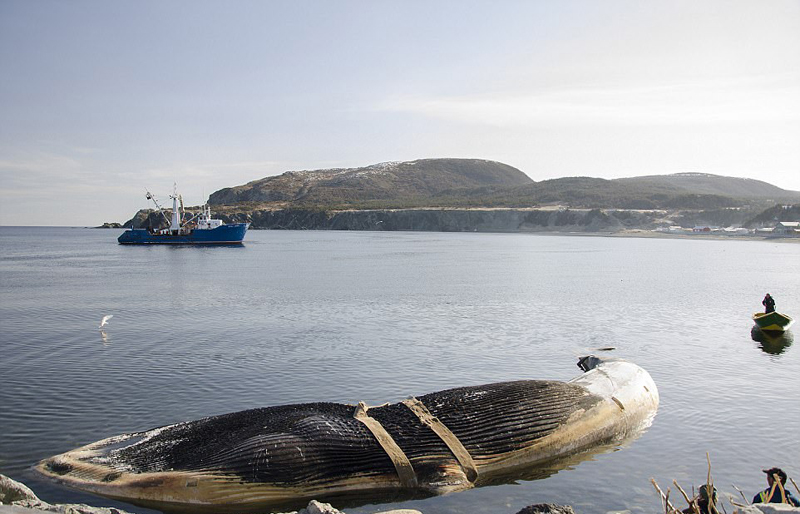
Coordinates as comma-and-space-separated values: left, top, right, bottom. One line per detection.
146, 189, 171, 227
169, 183, 181, 233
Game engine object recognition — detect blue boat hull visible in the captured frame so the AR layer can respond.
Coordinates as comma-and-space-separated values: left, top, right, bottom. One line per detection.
118, 223, 249, 245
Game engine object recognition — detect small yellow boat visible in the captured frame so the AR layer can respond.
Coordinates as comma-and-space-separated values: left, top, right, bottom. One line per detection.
752, 311, 794, 333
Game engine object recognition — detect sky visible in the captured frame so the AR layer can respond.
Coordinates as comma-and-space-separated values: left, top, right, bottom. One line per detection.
1, 0, 799, 226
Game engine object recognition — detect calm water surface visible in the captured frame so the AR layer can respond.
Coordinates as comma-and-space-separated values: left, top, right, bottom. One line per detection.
1, 227, 798, 514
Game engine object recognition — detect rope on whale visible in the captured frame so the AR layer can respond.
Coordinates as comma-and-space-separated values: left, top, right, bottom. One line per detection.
352, 397, 480, 489
353, 401, 417, 488
401, 397, 478, 483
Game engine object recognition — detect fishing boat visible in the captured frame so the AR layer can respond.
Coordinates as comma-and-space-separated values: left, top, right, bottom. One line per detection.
118, 186, 249, 245
752, 311, 794, 333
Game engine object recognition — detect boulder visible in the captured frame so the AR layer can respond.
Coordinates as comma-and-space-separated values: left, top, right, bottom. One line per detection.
1, 474, 135, 514
734, 504, 800, 514
0, 475, 38, 504
285, 501, 422, 514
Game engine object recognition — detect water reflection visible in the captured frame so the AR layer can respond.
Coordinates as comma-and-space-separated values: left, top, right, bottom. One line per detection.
99, 329, 111, 346
750, 326, 793, 355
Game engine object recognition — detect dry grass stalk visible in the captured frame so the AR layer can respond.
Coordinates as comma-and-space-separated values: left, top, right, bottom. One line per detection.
766, 476, 780, 504
655, 453, 726, 514
651, 478, 681, 514
706, 453, 713, 488
674, 480, 700, 514
791, 477, 800, 497
731, 483, 749, 505
705, 452, 720, 514
773, 474, 788, 504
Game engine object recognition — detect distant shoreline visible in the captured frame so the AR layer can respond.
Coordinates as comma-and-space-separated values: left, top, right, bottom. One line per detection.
495, 229, 800, 243
607, 229, 800, 243
8, 225, 798, 243
238, 226, 800, 243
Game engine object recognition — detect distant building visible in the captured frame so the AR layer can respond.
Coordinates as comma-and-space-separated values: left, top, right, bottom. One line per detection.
654, 225, 688, 233
723, 227, 749, 235
773, 221, 800, 236
692, 225, 719, 233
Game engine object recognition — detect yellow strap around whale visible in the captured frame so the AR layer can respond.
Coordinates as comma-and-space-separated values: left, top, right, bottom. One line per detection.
402, 397, 478, 482
353, 402, 417, 488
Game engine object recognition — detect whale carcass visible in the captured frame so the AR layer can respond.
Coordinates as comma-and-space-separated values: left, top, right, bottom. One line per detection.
37, 356, 658, 511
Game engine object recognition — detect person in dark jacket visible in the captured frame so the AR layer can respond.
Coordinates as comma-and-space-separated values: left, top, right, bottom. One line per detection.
762, 294, 776, 313
752, 467, 800, 506
682, 484, 718, 514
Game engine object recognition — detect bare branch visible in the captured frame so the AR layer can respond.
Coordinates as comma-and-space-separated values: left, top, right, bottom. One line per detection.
652, 478, 681, 513
774, 475, 787, 504
732, 483, 750, 505
791, 477, 800, 498
674, 480, 699, 514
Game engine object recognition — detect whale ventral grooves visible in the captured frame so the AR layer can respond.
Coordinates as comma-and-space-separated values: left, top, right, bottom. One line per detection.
101, 381, 598, 485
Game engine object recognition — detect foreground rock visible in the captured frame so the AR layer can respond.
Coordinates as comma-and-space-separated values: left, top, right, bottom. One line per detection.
734, 505, 800, 514
0, 476, 37, 505
282, 500, 421, 514
1, 473, 135, 514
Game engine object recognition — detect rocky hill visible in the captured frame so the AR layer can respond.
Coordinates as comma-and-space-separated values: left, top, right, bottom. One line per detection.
123, 159, 800, 233
616, 172, 796, 200
208, 161, 800, 211
474, 177, 742, 210
209, 159, 532, 206
744, 204, 800, 227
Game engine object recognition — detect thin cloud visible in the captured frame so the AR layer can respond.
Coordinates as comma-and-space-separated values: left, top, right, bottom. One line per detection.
213, 161, 283, 170
0, 154, 82, 175
0, 154, 87, 193
378, 75, 800, 127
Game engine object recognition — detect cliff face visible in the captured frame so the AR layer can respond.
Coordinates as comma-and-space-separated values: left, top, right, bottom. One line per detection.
126, 207, 639, 232
215, 208, 660, 232
124, 204, 798, 233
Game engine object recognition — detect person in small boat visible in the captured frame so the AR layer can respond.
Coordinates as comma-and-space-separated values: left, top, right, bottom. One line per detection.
682, 484, 718, 514
762, 293, 776, 313
752, 467, 800, 506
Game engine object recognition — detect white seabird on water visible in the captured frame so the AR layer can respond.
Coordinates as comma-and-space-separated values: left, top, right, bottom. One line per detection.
99, 315, 113, 329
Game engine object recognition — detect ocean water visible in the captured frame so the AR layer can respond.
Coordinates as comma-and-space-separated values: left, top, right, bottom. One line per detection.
0, 227, 798, 514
